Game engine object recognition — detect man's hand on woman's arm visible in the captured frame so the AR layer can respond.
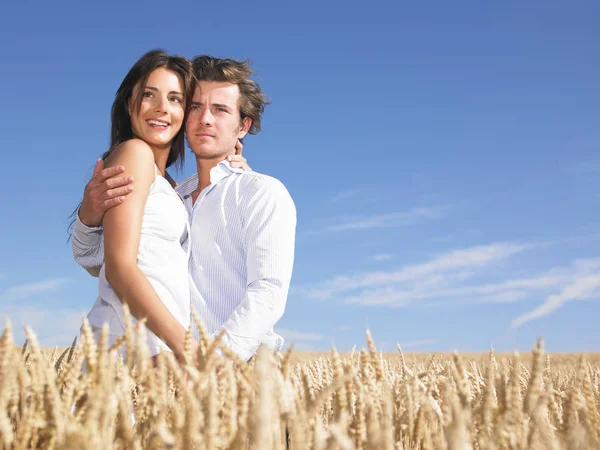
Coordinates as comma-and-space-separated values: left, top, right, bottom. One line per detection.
77, 151, 250, 228
78, 159, 135, 227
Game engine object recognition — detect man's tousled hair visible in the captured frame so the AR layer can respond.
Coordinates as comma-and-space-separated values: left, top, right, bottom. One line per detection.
191, 55, 270, 135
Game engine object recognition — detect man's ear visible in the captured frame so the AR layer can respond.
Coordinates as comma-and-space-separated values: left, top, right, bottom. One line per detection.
238, 116, 252, 139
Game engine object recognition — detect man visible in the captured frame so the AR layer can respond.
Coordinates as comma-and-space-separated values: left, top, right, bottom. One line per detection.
72, 55, 296, 362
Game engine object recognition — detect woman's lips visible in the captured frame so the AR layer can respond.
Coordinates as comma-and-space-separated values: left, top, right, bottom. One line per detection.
146, 119, 170, 130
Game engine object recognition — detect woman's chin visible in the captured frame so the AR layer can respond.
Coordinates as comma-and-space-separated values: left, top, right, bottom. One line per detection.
144, 136, 174, 149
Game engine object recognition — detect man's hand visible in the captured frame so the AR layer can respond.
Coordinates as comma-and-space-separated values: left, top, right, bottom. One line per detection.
78, 159, 135, 227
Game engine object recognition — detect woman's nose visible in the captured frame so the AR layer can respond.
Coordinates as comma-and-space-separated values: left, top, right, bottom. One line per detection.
155, 96, 168, 113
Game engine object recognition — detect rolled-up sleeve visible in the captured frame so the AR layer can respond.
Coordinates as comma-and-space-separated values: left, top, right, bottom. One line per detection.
71, 214, 105, 277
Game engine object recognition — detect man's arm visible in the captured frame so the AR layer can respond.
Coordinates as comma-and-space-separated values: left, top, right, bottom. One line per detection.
71, 159, 135, 276
218, 177, 297, 361
71, 215, 104, 277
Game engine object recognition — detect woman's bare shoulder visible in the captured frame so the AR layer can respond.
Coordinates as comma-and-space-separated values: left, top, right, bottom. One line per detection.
104, 139, 156, 186
106, 139, 154, 166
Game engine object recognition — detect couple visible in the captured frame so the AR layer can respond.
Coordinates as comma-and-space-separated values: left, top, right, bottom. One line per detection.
71, 50, 296, 363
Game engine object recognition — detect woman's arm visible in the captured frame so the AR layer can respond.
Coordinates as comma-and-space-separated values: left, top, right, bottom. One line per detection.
79, 159, 134, 227
103, 139, 194, 361
71, 160, 134, 277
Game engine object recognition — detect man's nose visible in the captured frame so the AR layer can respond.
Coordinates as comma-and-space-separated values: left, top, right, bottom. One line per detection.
199, 108, 214, 125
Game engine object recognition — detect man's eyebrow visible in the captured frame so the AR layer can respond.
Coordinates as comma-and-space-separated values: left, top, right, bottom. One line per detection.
189, 101, 232, 109
144, 86, 184, 96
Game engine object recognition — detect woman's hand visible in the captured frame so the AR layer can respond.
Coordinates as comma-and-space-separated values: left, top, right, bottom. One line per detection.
150, 339, 199, 368
226, 139, 252, 172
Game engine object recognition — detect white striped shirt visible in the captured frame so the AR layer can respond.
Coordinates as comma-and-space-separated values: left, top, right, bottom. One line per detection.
71, 160, 296, 361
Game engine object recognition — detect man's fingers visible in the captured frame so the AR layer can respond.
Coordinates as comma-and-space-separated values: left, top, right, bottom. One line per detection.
92, 159, 104, 178
104, 185, 134, 200
103, 196, 126, 209
97, 165, 126, 182
102, 175, 134, 190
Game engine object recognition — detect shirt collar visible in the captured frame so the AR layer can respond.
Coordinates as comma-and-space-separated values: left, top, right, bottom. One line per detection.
175, 160, 245, 197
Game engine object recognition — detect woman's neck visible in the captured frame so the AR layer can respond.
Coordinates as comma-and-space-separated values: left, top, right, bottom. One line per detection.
149, 144, 170, 176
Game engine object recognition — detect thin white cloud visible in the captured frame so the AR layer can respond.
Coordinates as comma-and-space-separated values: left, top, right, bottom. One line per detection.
295, 240, 600, 328
327, 206, 450, 232
343, 269, 576, 307
276, 328, 324, 342
296, 241, 533, 301
0, 278, 71, 301
370, 253, 393, 262
335, 257, 600, 328
0, 278, 80, 346
511, 274, 600, 329
0, 304, 86, 347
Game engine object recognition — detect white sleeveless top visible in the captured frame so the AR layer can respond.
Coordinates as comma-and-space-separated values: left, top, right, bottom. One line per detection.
87, 166, 191, 356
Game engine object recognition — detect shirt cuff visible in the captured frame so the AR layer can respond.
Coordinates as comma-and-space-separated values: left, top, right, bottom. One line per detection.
73, 213, 103, 246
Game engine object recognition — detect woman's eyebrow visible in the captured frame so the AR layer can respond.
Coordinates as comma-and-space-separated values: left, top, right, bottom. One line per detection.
144, 86, 183, 96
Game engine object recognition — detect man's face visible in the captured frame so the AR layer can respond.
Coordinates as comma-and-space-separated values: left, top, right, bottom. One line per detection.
185, 81, 251, 159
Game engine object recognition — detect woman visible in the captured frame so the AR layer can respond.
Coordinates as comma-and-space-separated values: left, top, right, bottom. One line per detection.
84, 50, 246, 362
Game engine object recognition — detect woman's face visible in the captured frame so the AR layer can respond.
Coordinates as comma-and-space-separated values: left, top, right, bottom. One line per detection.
128, 67, 185, 150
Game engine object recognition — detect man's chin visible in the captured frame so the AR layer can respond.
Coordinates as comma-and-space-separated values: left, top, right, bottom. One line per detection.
189, 143, 213, 155
190, 148, 228, 160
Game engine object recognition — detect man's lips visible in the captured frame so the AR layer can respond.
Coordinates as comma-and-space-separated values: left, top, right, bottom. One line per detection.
195, 133, 215, 138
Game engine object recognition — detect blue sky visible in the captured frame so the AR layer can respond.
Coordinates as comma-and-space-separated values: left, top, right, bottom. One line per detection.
1, 1, 599, 352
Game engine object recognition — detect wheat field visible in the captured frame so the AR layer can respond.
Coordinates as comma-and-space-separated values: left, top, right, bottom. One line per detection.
1, 308, 599, 449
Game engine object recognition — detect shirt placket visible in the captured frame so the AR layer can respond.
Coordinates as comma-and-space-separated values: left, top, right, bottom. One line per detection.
192, 182, 219, 211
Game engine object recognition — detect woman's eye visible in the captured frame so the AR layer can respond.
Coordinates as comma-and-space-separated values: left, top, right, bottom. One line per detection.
142, 91, 153, 98
170, 97, 182, 103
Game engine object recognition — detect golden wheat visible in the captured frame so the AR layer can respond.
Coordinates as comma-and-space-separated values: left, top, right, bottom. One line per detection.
1, 317, 599, 449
